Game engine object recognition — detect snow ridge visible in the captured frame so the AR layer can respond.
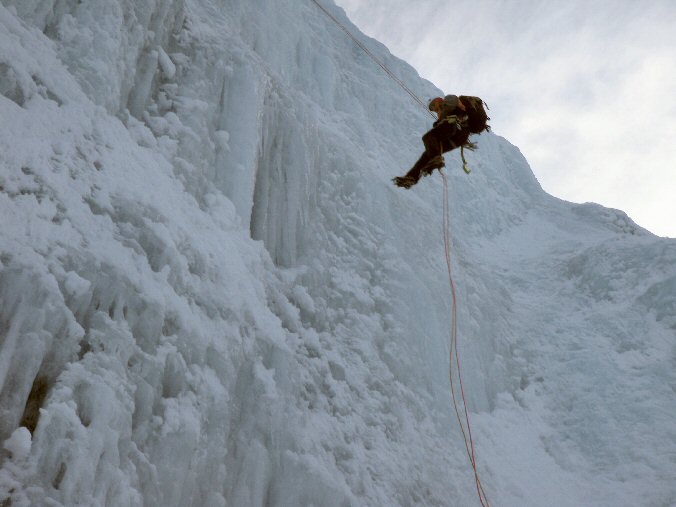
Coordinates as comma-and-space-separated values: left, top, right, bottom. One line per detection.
1, 1, 675, 506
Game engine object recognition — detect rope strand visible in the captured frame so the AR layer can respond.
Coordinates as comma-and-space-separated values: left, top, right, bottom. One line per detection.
442, 170, 490, 507
308, 0, 435, 118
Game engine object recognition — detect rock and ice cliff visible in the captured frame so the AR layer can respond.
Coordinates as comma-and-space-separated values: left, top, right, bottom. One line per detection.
1, 1, 675, 506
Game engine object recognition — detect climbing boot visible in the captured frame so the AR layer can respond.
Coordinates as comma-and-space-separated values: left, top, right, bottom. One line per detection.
392, 175, 417, 189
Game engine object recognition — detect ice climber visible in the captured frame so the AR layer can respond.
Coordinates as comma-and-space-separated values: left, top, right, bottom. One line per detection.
393, 94, 489, 189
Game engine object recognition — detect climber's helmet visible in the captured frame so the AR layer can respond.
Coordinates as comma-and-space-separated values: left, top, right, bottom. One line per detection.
428, 97, 444, 113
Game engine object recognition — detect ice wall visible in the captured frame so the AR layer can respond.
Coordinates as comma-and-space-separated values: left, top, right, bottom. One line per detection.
0, 1, 476, 505
1, 0, 675, 506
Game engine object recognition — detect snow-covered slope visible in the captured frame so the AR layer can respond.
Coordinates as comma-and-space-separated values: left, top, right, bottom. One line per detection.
1, 1, 674, 506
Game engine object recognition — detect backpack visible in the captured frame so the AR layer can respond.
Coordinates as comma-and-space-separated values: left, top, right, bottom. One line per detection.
459, 96, 490, 134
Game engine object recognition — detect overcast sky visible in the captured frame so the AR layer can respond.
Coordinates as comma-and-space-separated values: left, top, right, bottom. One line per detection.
333, 0, 676, 238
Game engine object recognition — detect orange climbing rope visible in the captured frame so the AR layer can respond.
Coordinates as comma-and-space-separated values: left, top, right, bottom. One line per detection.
309, 1, 491, 504
442, 170, 491, 507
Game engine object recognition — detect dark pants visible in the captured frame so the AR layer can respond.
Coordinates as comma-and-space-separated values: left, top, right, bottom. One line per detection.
403, 122, 470, 183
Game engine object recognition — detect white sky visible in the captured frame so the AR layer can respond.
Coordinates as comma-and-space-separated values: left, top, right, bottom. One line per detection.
333, 0, 676, 238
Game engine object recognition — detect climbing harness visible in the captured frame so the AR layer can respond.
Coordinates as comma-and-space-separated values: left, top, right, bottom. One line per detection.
439, 114, 467, 130
310, 1, 490, 504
